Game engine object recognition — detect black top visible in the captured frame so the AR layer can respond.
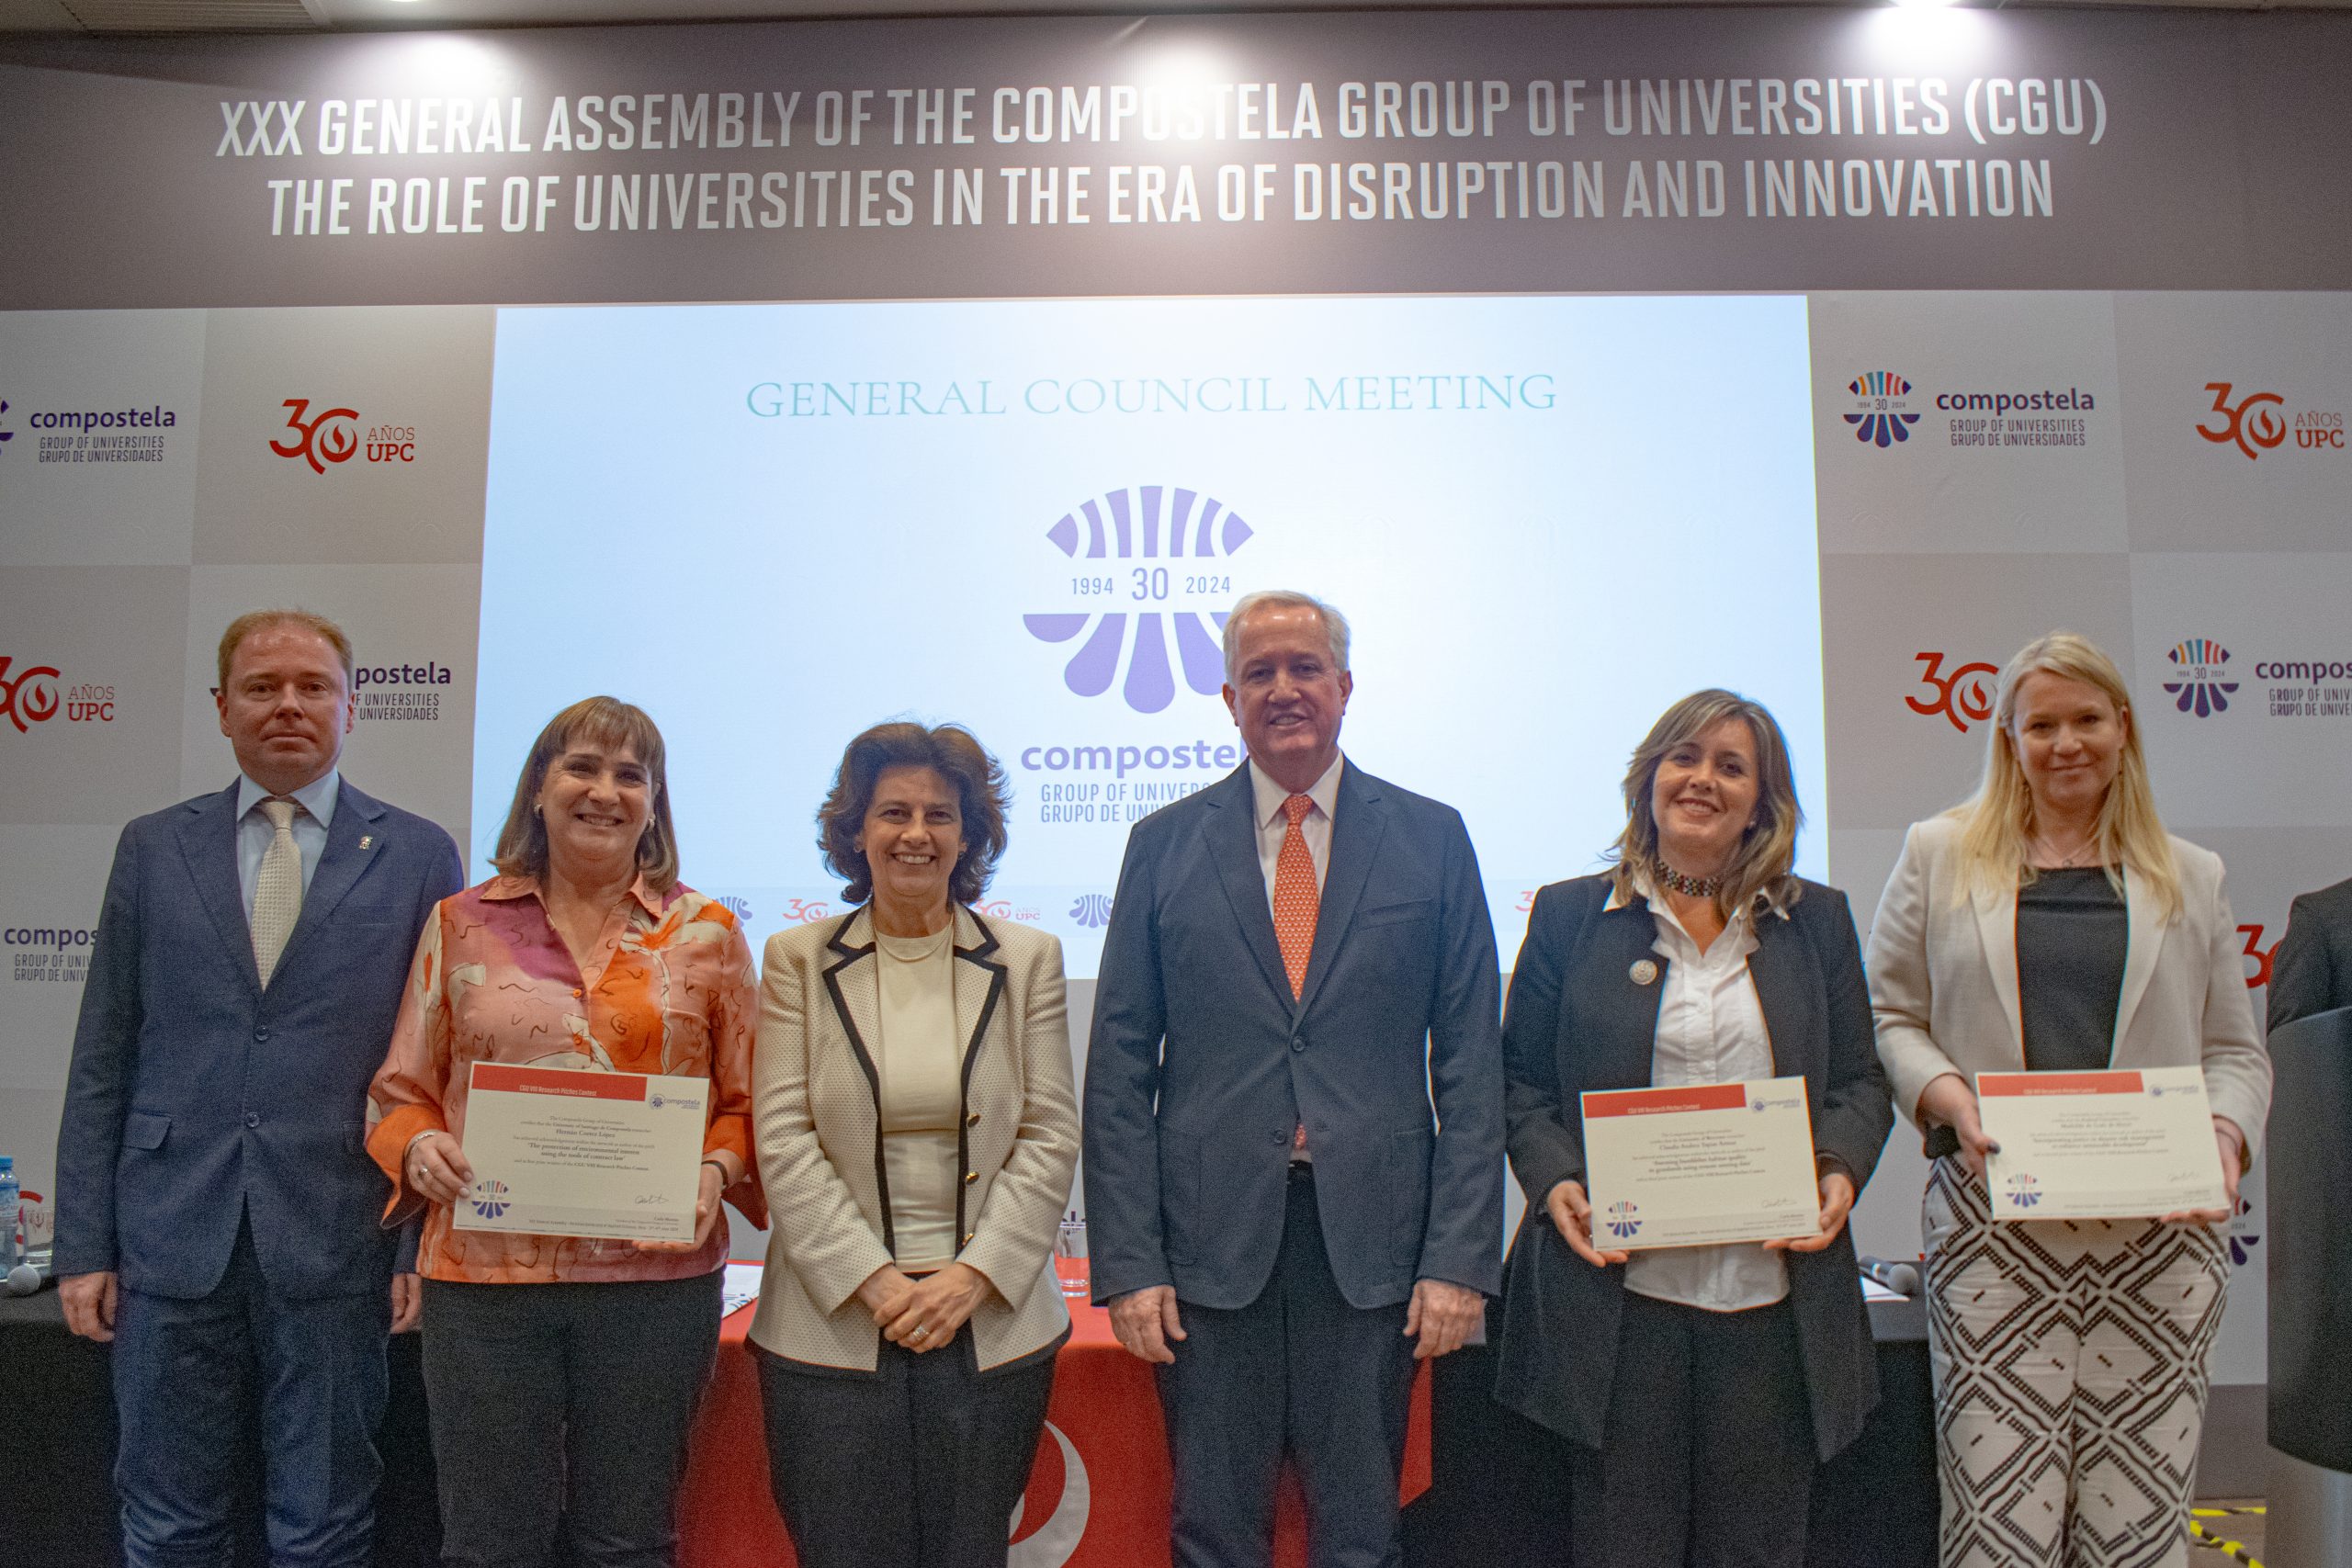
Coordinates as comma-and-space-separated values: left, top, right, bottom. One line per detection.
2017, 867, 2128, 1074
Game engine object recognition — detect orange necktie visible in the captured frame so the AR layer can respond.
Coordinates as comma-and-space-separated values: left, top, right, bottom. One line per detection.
1273, 793, 1319, 1000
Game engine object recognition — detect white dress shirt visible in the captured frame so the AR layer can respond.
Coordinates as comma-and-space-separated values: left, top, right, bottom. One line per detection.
1610, 875, 1791, 1313
1248, 753, 1342, 908
234, 769, 339, 918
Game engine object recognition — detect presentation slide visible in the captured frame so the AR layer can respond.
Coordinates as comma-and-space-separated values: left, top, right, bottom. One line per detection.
475, 294, 1826, 976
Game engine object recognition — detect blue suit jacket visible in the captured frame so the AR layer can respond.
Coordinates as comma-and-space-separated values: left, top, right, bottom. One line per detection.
53, 778, 464, 1300
1083, 761, 1504, 1312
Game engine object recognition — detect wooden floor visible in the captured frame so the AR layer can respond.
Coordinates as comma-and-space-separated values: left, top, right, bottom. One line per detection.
2193, 1499, 2268, 1566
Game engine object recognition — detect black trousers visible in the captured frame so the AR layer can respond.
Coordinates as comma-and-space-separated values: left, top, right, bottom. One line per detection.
1569, 1290, 1816, 1568
754, 1326, 1057, 1568
418, 1271, 721, 1568
1159, 1165, 1419, 1568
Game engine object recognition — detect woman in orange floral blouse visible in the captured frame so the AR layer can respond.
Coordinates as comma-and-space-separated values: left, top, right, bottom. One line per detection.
366, 695, 763, 1568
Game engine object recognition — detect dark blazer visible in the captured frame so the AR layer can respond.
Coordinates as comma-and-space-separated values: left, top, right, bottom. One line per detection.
1084, 760, 1504, 1312
54, 778, 464, 1300
1492, 874, 1894, 1461
2268, 874, 2352, 1032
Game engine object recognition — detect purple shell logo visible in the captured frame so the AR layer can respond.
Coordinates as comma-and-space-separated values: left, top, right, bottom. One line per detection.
1069, 893, 1114, 930
2226, 1194, 2260, 1268
468, 1179, 511, 1220
1023, 486, 1252, 714
2163, 637, 2237, 718
2005, 1173, 2041, 1209
1603, 1201, 1641, 1239
1843, 370, 1920, 449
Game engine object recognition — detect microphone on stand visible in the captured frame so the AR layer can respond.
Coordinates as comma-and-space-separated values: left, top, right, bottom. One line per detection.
1859, 1255, 1921, 1297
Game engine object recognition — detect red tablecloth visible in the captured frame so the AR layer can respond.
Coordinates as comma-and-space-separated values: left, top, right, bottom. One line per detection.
676, 1258, 1432, 1568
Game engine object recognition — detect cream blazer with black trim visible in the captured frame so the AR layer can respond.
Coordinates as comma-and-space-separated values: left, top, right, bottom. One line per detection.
1867, 815, 2271, 1160
749, 906, 1080, 1373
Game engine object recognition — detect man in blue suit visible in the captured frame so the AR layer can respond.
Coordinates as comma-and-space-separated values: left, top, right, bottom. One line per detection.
1085, 590, 1503, 1568
54, 609, 464, 1568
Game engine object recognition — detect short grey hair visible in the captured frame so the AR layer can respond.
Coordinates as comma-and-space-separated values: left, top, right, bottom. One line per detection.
1221, 590, 1352, 683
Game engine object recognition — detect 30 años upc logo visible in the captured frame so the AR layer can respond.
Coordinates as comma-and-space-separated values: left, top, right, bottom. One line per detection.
0, 657, 62, 733
2162, 637, 2238, 717
1023, 486, 1254, 715
468, 1179, 511, 1220
1843, 371, 1920, 449
1906, 652, 1999, 734
269, 399, 417, 475
2005, 1173, 2041, 1209
1068, 894, 1114, 930
1603, 1201, 1641, 1239
2197, 381, 2345, 460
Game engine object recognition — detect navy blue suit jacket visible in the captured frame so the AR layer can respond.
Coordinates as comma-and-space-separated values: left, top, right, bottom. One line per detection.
1490, 874, 1894, 1461
54, 778, 464, 1300
1083, 761, 1504, 1313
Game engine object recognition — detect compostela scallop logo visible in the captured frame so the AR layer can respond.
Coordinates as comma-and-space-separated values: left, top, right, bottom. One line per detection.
1023, 485, 1254, 715
1843, 371, 1920, 449
2163, 638, 2238, 718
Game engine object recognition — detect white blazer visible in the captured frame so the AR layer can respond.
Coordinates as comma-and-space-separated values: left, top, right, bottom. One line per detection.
749, 906, 1080, 1372
1867, 815, 2270, 1160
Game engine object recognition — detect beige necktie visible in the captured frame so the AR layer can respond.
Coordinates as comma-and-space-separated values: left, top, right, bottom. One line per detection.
251, 796, 303, 987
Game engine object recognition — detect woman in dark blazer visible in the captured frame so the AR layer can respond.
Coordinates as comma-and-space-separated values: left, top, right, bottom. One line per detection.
1494, 690, 1894, 1568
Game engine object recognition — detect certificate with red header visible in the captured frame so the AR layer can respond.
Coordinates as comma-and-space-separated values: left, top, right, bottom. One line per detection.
455, 1063, 707, 1242
1978, 1066, 2225, 1222
1578, 1077, 1820, 1250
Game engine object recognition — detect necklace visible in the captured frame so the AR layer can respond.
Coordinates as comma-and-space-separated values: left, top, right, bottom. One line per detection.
2033, 830, 2099, 869
1653, 858, 1722, 899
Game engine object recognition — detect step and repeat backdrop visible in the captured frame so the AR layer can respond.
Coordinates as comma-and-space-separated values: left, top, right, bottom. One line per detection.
5, 6, 2350, 1413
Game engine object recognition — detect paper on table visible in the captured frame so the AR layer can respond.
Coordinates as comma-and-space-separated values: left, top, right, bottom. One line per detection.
1579, 1077, 1820, 1250
455, 1063, 708, 1242
1979, 1066, 2226, 1221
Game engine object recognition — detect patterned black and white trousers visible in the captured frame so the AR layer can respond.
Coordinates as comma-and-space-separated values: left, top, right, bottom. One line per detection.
1921, 1158, 2227, 1568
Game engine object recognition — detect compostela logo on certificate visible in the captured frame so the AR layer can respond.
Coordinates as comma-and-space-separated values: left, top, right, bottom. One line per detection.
1842, 371, 1919, 449
1023, 485, 1255, 715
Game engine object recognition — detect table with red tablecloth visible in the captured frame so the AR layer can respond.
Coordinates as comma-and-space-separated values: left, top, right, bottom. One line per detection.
674, 1258, 1431, 1568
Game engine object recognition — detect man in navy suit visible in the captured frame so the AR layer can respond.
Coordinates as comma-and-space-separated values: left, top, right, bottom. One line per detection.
54, 609, 464, 1568
1084, 590, 1503, 1568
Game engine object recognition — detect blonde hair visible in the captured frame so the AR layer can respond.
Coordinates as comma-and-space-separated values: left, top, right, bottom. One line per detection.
216, 609, 353, 691
1607, 690, 1804, 920
491, 697, 681, 895
1948, 631, 2178, 919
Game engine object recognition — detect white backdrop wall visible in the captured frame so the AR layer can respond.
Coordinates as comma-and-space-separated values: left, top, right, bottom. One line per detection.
5, 11, 2350, 1446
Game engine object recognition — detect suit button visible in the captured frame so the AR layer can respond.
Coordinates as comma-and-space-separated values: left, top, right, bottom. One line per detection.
1290, 1035, 1306, 1053
243, 1111, 261, 1129
964, 1170, 978, 1185
966, 1111, 980, 1127
1271, 1131, 1285, 1146
253, 1026, 269, 1043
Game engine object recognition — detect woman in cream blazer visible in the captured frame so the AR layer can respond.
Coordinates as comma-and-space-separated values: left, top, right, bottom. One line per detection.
751, 722, 1080, 1568
1869, 633, 2268, 1568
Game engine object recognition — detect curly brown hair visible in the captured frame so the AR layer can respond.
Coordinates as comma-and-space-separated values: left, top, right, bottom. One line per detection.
817, 722, 1012, 907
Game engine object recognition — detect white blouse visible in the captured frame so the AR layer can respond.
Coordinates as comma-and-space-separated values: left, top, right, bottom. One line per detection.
875, 925, 962, 1270
1613, 881, 1792, 1314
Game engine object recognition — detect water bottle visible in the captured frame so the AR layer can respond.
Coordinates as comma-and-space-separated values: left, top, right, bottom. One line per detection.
0, 1157, 20, 1272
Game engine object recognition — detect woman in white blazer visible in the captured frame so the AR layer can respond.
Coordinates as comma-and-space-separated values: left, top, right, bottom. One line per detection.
750, 722, 1080, 1568
1868, 632, 2268, 1568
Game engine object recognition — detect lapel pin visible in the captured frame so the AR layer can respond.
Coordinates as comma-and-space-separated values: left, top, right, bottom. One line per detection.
1629, 959, 1659, 987
359, 835, 374, 851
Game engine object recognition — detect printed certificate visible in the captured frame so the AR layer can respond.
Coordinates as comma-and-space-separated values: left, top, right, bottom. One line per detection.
1579, 1077, 1820, 1250
455, 1063, 708, 1242
1979, 1067, 2226, 1222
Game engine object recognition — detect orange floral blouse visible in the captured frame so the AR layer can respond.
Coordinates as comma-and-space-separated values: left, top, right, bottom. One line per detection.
366, 874, 765, 1283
